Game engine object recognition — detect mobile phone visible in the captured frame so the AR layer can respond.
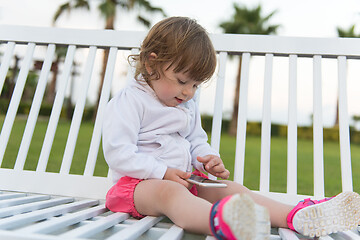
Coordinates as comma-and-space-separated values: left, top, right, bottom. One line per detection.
186, 175, 227, 188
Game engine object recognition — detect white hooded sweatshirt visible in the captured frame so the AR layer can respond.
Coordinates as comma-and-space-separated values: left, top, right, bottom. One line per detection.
102, 79, 219, 184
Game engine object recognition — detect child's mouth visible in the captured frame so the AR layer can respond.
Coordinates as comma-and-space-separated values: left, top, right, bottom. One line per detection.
175, 97, 183, 104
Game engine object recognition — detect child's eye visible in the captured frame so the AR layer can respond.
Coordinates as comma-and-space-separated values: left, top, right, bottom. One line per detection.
178, 79, 186, 85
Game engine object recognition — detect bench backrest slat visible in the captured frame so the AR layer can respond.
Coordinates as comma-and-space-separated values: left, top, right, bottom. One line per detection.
259, 54, 273, 193
0, 42, 15, 94
233, 52, 251, 184
211, 52, 227, 153
338, 56, 353, 192
14, 44, 56, 171
287, 54, 298, 195
313, 55, 325, 199
60, 46, 97, 174
36, 45, 77, 172
0, 43, 35, 166
84, 47, 118, 176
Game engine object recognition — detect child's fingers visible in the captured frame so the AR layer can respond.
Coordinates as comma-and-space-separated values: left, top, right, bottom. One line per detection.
205, 158, 221, 171
216, 169, 230, 179
196, 155, 211, 164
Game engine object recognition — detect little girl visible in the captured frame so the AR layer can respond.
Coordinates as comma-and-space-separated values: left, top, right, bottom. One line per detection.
102, 16, 360, 239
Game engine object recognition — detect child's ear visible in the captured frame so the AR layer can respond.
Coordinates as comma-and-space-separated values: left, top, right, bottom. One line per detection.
145, 52, 158, 75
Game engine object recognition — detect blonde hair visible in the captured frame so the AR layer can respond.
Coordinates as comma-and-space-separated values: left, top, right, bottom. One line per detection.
130, 16, 217, 83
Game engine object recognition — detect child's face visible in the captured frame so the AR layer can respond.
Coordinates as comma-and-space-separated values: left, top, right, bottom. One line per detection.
149, 64, 200, 107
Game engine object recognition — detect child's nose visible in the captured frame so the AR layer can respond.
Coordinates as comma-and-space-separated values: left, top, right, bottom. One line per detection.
183, 86, 194, 97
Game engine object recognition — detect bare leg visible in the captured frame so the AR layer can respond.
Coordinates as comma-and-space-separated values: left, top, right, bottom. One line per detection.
197, 180, 293, 228
134, 179, 212, 235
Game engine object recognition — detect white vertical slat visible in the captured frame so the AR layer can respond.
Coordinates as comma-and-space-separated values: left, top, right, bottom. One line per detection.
337, 56, 353, 192
60, 212, 129, 238
312, 55, 325, 199
0, 42, 15, 94
60, 46, 97, 174
208, 52, 227, 180
84, 47, 117, 176
211, 52, 227, 153
0, 43, 35, 167
14, 44, 56, 170
234, 53, 251, 184
287, 55, 298, 195
36, 45, 76, 172
259, 53, 273, 193
106, 216, 164, 240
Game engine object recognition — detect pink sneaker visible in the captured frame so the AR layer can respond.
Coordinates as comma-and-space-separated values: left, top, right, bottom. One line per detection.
210, 194, 270, 240
287, 191, 360, 237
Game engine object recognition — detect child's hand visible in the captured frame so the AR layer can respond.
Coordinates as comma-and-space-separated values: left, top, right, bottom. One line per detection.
197, 155, 230, 179
163, 168, 192, 189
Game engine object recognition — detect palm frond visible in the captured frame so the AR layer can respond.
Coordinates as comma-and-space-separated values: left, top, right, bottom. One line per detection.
137, 15, 150, 27
53, 2, 71, 23
53, 0, 91, 24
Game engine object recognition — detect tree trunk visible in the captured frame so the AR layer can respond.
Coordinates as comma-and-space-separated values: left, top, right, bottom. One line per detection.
46, 58, 59, 103
228, 56, 242, 136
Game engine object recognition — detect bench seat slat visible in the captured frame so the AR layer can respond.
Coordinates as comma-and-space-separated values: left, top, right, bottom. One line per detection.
0, 195, 49, 208
0, 197, 73, 218
158, 224, 184, 240
0, 193, 26, 200
106, 216, 164, 240
18, 204, 107, 234
0, 199, 98, 230
278, 228, 300, 239
61, 212, 129, 238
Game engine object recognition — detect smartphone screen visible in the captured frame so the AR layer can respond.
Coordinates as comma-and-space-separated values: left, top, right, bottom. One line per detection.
186, 175, 227, 188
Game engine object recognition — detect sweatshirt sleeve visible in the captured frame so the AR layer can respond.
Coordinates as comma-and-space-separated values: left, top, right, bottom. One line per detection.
186, 101, 220, 172
102, 90, 167, 180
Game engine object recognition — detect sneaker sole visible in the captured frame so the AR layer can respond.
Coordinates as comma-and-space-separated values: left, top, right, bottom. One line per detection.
293, 191, 360, 237
222, 194, 270, 240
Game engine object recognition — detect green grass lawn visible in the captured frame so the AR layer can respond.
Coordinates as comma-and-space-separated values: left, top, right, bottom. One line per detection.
1, 115, 360, 197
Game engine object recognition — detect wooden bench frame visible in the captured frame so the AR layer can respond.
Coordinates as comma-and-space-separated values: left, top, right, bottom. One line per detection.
1, 25, 360, 239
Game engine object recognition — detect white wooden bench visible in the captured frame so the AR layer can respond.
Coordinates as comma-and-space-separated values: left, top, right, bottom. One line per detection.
0, 25, 360, 239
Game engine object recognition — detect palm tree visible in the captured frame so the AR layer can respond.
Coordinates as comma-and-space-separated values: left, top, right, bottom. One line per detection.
219, 4, 280, 136
53, 0, 165, 118
337, 24, 360, 38
335, 24, 360, 126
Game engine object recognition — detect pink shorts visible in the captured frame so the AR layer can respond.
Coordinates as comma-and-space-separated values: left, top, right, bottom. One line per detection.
105, 170, 208, 218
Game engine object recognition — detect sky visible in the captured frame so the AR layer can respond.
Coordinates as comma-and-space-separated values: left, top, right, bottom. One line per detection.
1, 0, 360, 127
